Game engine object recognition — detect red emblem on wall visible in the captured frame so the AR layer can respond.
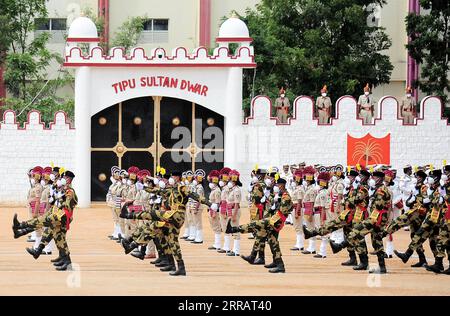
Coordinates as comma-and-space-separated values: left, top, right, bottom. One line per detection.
347, 133, 390, 167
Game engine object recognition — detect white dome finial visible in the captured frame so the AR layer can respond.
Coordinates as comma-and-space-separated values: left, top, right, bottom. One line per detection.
68, 16, 98, 39
217, 13, 250, 40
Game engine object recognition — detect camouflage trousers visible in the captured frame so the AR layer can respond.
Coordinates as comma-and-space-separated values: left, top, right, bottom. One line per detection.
239, 219, 282, 260
408, 213, 440, 257
347, 212, 389, 256
315, 213, 356, 252
131, 221, 162, 245
40, 225, 70, 256
384, 209, 426, 254
436, 221, 450, 259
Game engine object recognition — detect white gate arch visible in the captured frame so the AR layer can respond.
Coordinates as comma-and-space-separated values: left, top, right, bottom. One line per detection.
65, 16, 256, 207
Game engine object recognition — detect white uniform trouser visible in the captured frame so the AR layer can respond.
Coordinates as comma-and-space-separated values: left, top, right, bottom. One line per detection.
292, 207, 304, 249
318, 109, 330, 124
209, 212, 222, 249
305, 213, 319, 252
385, 208, 402, 256
186, 206, 196, 240
360, 109, 373, 124
219, 213, 230, 251
192, 207, 203, 242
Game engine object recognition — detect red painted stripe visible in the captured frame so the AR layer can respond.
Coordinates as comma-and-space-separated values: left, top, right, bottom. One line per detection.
199, 0, 211, 48
67, 37, 100, 42
63, 62, 256, 68
216, 37, 253, 43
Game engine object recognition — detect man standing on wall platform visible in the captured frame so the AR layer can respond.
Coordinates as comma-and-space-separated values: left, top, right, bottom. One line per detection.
358, 84, 376, 124
316, 85, 332, 124
400, 87, 416, 124
274, 87, 290, 124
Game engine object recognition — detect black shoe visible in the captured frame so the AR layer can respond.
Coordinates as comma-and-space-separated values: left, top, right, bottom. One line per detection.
426, 258, 444, 274
41, 251, 52, 255
191, 240, 203, 244
353, 254, 369, 271
217, 249, 227, 254
180, 236, 188, 240
160, 265, 176, 272
26, 244, 44, 259
227, 251, 238, 256
51, 256, 63, 263
341, 252, 358, 266
394, 249, 413, 264
443, 267, 450, 275
225, 220, 238, 234
411, 251, 428, 267
122, 239, 138, 255
208, 246, 218, 250
313, 254, 326, 258
303, 225, 318, 239
12, 213, 21, 230
268, 259, 285, 273
155, 256, 169, 267
253, 257, 265, 265
369, 253, 387, 274
290, 247, 303, 251
14, 227, 34, 239
240, 254, 256, 264
151, 257, 162, 265
264, 262, 277, 269
169, 260, 186, 276
55, 256, 72, 271
131, 251, 145, 260
330, 240, 345, 254
301, 250, 316, 255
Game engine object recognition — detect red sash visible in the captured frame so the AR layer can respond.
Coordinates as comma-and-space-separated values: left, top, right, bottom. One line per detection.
39, 202, 47, 215
274, 211, 287, 232
220, 201, 227, 215
29, 201, 38, 215
226, 203, 235, 217
303, 202, 314, 215
346, 209, 355, 224
394, 200, 404, 209
256, 203, 264, 219
128, 205, 143, 212
330, 191, 338, 213
64, 208, 73, 230
376, 210, 388, 226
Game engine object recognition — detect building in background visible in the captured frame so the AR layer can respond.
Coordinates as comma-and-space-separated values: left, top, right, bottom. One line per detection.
0, 0, 446, 109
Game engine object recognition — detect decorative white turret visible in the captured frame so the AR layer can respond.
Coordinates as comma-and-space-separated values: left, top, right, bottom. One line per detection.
215, 12, 253, 55
66, 16, 99, 55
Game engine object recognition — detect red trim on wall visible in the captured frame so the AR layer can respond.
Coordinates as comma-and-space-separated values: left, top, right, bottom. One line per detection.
0, 110, 74, 130
63, 62, 256, 68
216, 37, 253, 43
199, 0, 211, 48
67, 37, 100, 42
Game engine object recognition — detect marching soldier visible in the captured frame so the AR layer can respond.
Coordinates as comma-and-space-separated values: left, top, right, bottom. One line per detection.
28, 167, 43, 244
302, 166, 318, 254
329, 165, 345, 243
207, 170, 222, 251
400, 87, 416, 124
217, 168, 232, 254
226, 170, 243, 256
330, 170, 392, 273
395, 169, 445, 266
107, 166, 121, 240
274, 87, 290, 123
123, 166, 139, 239
316, 85, 332, 124
314, 172, 332, 258
226, 177, 293, 273
358, 84, 376, 124
291, 169, 305, 251
191, 169, 206, 244
39, 167, 54, 255
185, 170, 197, 242
426, 165, 450, 274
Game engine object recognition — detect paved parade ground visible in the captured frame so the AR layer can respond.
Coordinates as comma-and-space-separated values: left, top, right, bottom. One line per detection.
1, 205, 449, 296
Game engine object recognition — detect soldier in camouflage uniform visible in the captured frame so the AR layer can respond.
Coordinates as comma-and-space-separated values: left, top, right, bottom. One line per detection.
330, 170, 392, 273
227, 178, 293, 273
14, 171, 78, 271
303, 169, 361, 266
382, 169, 429, 267
395, 169, 445, 267
426, 166, 450, 274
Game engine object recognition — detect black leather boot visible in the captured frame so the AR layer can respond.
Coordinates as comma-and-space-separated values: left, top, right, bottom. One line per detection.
160, 255, 176, 272
240, 251, 257, 264
253, 251, 265, 265
122, 238, 138, 255
55, 255, 72, 271
26, 244, 45, 259
264, 257, 277, 269
394, 248, 413, 264
341, 250, 358, 266
169, 260, 186, 276
155, 255, 169, 267
14, 227, 34, 239
131, 245, 146, 260
330, 239, 347, 254
303, 225, 318, 239
51, 253, 63, 263
268, 258, 285, 273
426, 257, 444, 274
353, 253, 369, 270
225, 220, 239, 234
369, 253, 387, 274
12, 213, 25, 230
411, 250, 428, 267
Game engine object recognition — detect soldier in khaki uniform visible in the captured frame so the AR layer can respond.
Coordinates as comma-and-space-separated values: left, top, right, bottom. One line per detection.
207, 170, 222, 251
38, 167, 54, 255
302, 166, 319, 254
123, 166, 139, 239
217, 168, 232, 254
28, 167, 43, 248
274, 87, 290, 123
191, 169, 206, 244
314, 172, 332, 258
291, 169, 305, 251
107, 166, 121, 240
400, 86, 416, 124
185, 171, 197, 241
226, 170, 243, 256
316, 85, 332, 124
358, 84, 376, 124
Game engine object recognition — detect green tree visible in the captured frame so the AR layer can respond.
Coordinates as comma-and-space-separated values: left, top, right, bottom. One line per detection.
110, 15, 148, 53
0, 0, 73, 124
241, 0, 393, 115
406, 0, 450, 112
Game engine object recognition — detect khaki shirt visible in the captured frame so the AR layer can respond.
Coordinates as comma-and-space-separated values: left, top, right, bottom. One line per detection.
209, 186, 221, 204
292, 184, 305, 204
316, 96, 332, 111
314, 188, 332, 210
303, 184, 318, 203
401, 97, 416, 113
221, 185, 230, 202
227, 185, 242, 205
275, 97, 290, 108
358, 95, 375, 111
28, 183, 43, 204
